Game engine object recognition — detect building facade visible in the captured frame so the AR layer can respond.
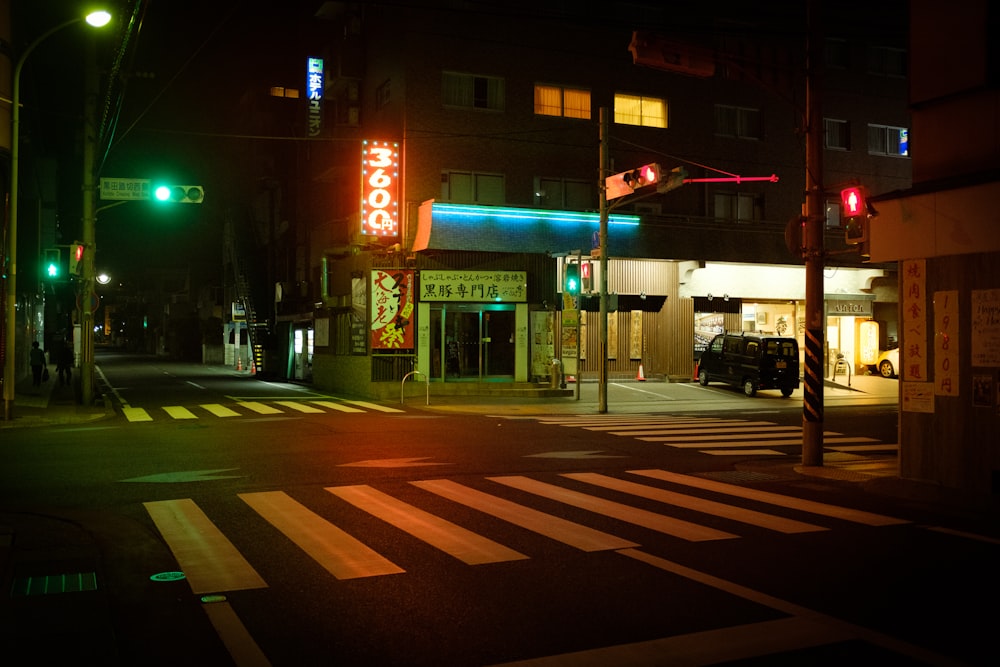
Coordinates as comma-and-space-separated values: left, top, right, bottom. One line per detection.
870, 0, 1000, 500
224, 2, 911, 402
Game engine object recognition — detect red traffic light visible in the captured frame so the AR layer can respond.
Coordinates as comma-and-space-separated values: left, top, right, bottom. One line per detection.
622, 163, 661, 190
841, 186, 867, 217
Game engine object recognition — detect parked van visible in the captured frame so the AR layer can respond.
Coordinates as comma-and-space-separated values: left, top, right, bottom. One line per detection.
697, 332, 799, 397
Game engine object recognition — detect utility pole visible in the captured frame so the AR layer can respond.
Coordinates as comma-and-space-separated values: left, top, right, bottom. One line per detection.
80, 36, 98, 406
802, 0, 825, 466
598, 108, 609, 413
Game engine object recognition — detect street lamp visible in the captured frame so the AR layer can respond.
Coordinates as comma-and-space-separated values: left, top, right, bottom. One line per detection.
3, 10, 112, 420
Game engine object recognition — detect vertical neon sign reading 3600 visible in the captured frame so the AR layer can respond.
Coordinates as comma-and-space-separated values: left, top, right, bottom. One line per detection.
361, 140, 399, 237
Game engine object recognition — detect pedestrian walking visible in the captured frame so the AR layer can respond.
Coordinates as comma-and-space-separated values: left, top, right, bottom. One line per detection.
29, 341, 47, 386
56, 338, 74, 386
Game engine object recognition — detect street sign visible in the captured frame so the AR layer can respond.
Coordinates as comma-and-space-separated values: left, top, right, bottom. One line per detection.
76, 291, 100, 314
99, 177, 151, 201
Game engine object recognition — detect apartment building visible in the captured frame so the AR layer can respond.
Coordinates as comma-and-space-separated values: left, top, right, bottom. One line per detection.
226, 1, 911, 398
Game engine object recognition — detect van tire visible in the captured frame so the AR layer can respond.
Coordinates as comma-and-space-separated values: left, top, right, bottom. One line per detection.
743, 378, 757, 397
698, 369, 709, 386
780, 387, 794, 397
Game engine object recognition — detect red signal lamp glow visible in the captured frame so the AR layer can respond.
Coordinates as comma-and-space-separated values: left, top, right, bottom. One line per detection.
841, 186, 867, 217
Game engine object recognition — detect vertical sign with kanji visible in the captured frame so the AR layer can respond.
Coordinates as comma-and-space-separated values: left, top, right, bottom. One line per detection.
901, 259, 934, 413
371, 269, 414, 350
306, 57, 324, 137
935, 290, 959, 396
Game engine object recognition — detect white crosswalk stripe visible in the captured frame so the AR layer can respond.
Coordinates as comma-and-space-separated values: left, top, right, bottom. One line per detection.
120, 399, 406, 422
144, 470, 909, 590
522, 415, 897, 456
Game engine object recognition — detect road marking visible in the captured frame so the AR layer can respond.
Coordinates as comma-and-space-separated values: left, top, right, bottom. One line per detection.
701, 449, 787, 456
628, 469, 909, 526
326, 485, 528, 565
411, 479, 638, 552
562, 473, 827, 534
637, 434, 878, 445
618, 425, 800, 437
339, 457, 449, 468
489, 615, 854, 667
583, 419, 748, 431
202, 404, 241, 418
613, 548, 953, 667
144, 499, 267, 594
239, 491, 405, 579
239, 401, 283, 415
201, 599, 272, 667
274, 400, 325, 414
524, 451, 627, 460
123, 406, 152, 422
341, 400, 405, 413
164, 406, 198, 420
310, 400, 364, 413
488, 476, 737, 542
122, 468, 244, 483
828, 443, 899, 452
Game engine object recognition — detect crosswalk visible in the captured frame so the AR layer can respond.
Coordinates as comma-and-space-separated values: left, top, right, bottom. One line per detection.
144, 470, 909, 594
514, 414, 899, 457
121, 398, 405, 423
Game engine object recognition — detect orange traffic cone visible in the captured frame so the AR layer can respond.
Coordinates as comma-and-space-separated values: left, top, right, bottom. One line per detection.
636, 364, 645, 381
250, 359, 256, 376
237, 357, 243, 371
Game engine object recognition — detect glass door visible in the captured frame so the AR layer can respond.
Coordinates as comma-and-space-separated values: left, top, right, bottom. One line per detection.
431, 304, 514, 381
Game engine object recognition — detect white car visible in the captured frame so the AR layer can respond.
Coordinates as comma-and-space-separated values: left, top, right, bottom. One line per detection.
875, 348, 899, 378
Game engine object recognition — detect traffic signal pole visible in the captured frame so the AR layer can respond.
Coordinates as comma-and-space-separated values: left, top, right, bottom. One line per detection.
802, 0, 825, 466
598, 108, 610, 413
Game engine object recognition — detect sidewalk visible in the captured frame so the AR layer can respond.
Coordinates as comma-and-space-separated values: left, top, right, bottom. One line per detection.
0, 367, 113, 429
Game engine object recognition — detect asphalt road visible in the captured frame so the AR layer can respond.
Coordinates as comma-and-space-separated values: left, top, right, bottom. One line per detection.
2, 355, 995, 666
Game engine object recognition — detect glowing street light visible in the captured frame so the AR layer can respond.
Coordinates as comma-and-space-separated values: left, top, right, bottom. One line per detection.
3, 10, 112, 420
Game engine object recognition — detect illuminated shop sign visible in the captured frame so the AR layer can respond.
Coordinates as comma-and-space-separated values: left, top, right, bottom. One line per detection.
371, 269, 414, 350
419, 270, 527, 303
306, 57, 324, 137
361, 140, 399, 237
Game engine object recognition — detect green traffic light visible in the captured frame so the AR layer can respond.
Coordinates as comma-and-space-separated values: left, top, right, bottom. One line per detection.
46, 263, 59, 278
154, 185, 172, 201
564, 264, 580, 295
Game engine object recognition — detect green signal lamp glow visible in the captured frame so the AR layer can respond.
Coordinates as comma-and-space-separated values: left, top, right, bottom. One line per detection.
43, 248, 61, 278
153, 184, 205, 204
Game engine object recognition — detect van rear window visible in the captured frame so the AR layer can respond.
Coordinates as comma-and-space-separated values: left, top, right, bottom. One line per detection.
766, 341, 797, 357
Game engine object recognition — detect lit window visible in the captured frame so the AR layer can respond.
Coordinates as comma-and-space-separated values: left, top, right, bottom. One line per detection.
868, 124, 909, 157
715, 105, 760, 139
824, 118, 850, 150
443, 72, 504, 111
269, 87, 300, 99
614, 93, 667, 128
534, 85, 591, 119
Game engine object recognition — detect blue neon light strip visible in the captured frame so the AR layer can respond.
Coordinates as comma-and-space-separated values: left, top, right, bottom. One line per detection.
432, 203, 640, 227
